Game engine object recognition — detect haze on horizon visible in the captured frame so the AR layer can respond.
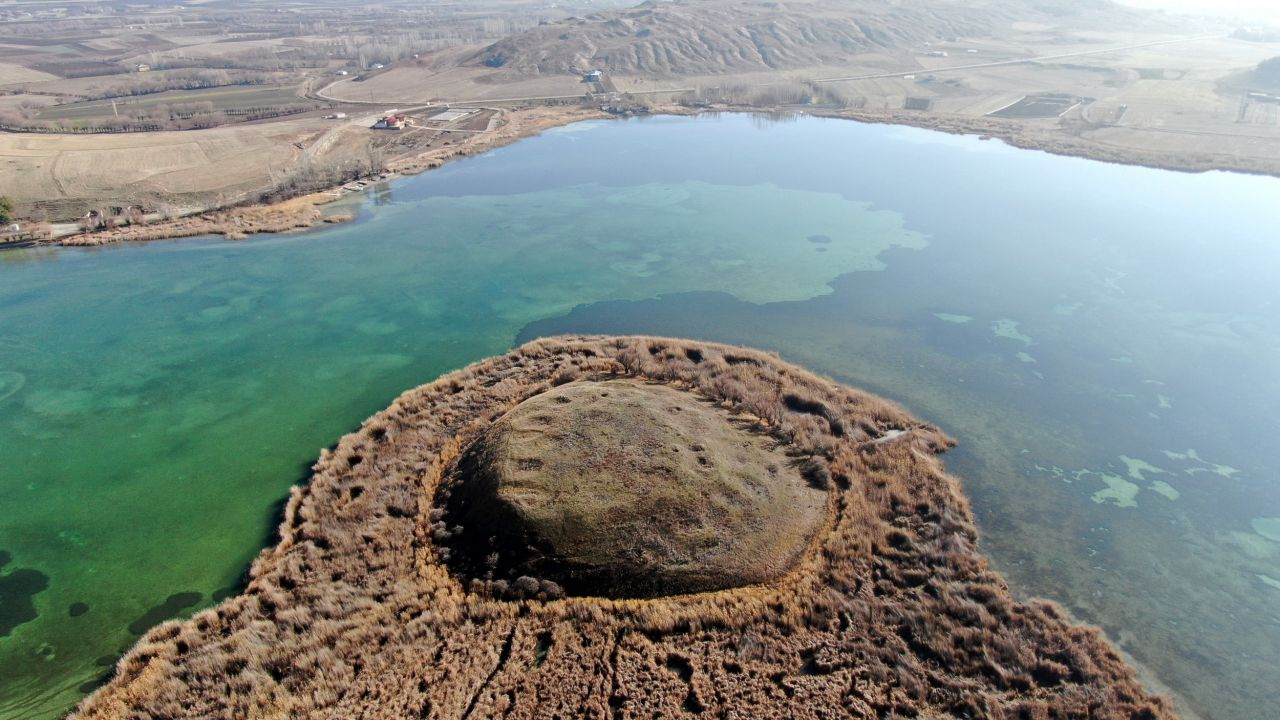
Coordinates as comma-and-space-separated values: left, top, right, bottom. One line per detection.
1118, 0, 1280, 24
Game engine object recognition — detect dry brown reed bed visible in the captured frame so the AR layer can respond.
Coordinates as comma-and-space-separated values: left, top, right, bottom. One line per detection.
59, 194, 351, 247
73, 336, 1176, 719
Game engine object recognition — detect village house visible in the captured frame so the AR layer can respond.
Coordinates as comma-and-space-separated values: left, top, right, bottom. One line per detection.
373, 113, 407, 130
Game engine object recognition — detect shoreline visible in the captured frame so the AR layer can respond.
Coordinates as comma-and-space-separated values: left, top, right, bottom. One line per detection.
49, 105, 612, 248
810, 107, 1280, 180
34, 101, 1279, 249
73, 336, 1177, 719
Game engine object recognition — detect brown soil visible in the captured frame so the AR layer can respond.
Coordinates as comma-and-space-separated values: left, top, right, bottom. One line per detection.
73, 336, 1176, 720
444, 380, 825, 598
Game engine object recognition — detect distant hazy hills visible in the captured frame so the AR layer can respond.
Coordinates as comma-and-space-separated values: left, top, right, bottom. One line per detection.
1258, 57, 1280, 87
468, 0, 1153, 78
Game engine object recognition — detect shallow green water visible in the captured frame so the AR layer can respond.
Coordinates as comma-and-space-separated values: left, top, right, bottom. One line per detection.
2, 114, 1278, 719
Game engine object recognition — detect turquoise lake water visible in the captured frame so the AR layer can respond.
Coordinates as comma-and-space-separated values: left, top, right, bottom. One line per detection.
1, 114, 1278, 719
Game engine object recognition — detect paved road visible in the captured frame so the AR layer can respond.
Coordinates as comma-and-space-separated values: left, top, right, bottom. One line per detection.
314, 80, 694, 108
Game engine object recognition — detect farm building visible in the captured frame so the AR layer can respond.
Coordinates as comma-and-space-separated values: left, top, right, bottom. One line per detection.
373, 113, 407, 130
583, 70, 603, 82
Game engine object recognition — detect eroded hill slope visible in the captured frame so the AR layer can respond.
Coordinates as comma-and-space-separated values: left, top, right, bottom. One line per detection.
470, 0, 1154, 77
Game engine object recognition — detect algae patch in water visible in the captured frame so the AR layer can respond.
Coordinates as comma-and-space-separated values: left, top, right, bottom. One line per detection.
385, 180, 930, 306
1163, 448, 1241, 479
1252, 517, 1280, 543
991, 318, 1033, 345
1091, 472, 1141, 508
0, 551, 49, 638
0, 370, 25, 403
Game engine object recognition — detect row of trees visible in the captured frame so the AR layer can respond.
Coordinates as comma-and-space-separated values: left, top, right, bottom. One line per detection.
0, 196, 13, 225
0, 101, 316, 133
257, 143, 386, 205
77, 206, 150, 233
78, 70, 277, 102
676, 81, 866, 109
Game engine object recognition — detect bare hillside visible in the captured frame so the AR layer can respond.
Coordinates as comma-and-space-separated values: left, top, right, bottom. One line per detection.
469, 0, 1154, 77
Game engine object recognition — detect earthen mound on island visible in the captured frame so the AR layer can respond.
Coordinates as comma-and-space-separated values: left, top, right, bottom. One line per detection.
73, 336, 1177, 720
444, 380, 826, 598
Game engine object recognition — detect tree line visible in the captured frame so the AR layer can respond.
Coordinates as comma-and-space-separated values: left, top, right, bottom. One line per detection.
0, 102, 316, 133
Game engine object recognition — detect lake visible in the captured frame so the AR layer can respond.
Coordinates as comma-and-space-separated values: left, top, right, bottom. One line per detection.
1, 113, 1277, 720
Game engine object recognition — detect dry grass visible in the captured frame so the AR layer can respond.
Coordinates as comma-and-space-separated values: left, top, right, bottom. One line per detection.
59, 192, 349, 246
0, 62, 58, 86
441, 380, 826, 599
72, 336, 1176, 720
0, 119, 320, 220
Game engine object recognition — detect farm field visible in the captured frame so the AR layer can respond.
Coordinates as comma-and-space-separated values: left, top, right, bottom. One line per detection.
0, 61, 57, 86
34, 84, 309, 123
0, 0, 1277, 225
0, 119, 321, 217
0, 0, 625, 220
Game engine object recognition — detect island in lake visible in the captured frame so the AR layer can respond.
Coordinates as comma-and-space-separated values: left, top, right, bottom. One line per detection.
74, 337, 1173, 719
